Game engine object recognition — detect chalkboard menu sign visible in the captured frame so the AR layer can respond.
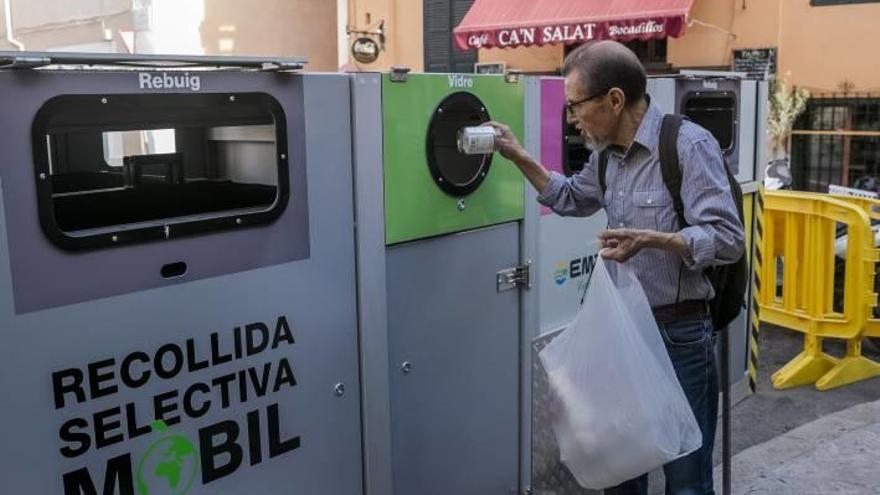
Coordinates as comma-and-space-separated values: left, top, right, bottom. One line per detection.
733, 48, 777, 79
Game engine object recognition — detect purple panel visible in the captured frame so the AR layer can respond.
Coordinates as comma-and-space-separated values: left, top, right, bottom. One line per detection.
540, 78, 565, 216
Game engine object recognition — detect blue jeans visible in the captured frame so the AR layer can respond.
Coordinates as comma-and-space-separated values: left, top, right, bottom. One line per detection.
604, 317, 719, 495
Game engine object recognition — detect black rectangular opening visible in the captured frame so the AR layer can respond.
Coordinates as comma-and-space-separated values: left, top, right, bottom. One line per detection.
682, 92, 736, 152
561, 106, 591, 177
33, 92, 288, 250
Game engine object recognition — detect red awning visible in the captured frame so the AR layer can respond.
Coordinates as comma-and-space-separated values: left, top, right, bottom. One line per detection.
453, 0, 694, 51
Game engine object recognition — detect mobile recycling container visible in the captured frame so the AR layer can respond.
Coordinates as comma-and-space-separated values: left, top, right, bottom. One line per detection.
0, 52, 363, 495
523, 75, 607, 494
648, 72, 770, 399
351, 69, 536, 495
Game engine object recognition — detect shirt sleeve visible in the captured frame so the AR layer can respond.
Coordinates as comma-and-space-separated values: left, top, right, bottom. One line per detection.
536, 153, 604, 217
677, 136, 746, 271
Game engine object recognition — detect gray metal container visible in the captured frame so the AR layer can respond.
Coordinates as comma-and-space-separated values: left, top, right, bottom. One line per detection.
0, 53, 363, 495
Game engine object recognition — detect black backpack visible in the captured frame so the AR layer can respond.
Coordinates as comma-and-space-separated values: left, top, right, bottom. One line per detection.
598, 114, 748, 331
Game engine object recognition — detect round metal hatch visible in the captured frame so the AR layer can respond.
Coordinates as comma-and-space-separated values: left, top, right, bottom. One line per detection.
426, 92, 492, 197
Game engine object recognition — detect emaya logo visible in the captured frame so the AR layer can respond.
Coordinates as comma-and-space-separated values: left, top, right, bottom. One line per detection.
139, 72, 201, 91
553, 261, 568, 285
553, 254, 597, 286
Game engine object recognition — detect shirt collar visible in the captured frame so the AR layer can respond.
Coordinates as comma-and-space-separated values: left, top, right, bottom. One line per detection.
605, 95, 662, 158
631, 95, 662, 154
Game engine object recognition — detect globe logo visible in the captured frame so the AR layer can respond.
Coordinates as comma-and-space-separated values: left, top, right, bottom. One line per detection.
553, 261, 568, 285
136, 421, 200, 495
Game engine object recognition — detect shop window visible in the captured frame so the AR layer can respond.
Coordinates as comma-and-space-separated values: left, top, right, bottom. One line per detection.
33, 92, 288, 250
565, 39, 669, 72
424, 0, 477, 73
791, 95, 880, 191
623, 39, 667, 66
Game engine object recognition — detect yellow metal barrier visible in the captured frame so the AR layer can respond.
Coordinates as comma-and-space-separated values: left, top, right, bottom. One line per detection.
747, 190, 763, 394
832, 194, 880, 348
757, 191, 880, 390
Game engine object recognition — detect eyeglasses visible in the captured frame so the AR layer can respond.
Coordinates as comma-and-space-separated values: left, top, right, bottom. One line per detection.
565, 88, 609, 114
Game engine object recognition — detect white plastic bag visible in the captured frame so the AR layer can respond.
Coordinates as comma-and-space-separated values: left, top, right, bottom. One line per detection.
538, 257, 702, 490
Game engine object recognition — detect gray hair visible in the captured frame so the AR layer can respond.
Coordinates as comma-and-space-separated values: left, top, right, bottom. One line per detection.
561, 41, 647, 107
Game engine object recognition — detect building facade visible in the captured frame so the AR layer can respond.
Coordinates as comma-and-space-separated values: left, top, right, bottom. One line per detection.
2, 1, 877, 189
341, 0, 880, 190
0, 0, 340, 71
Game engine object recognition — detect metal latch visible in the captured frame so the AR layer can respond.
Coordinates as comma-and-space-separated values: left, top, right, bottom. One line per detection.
497, 261, 531, 292
390, 66, 410, 82
505, 69, 523, 84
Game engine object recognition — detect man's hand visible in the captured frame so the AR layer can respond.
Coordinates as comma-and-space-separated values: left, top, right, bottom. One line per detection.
598, 228, 690, 262
483, 121, 528, 162
482, 121, 551, 192
598, 228, 651, 262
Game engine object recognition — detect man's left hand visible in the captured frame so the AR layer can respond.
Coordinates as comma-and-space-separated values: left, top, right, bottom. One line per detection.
598, 228, 690, 262
598, 228, 653, 262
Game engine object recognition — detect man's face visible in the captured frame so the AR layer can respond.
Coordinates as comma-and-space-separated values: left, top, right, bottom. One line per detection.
564, 71, 616, 152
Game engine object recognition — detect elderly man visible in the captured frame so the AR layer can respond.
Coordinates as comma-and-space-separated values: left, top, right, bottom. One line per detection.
489, 40, 744, 495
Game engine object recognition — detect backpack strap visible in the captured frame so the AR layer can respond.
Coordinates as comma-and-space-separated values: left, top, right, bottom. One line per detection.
601, 114, 687, 215
598, 149, 609, 196
659, 114, 688, 307
659, 114, 687, 229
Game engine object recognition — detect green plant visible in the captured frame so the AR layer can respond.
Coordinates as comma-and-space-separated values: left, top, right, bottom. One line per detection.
768, 73, 810, 154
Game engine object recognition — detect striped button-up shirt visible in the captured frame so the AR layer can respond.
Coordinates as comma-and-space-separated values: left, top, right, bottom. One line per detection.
537, 102, 745, 307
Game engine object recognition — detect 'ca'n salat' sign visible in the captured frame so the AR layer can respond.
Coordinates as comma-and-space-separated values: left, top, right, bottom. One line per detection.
51, 315, 300, 495
454, 16, 686, 50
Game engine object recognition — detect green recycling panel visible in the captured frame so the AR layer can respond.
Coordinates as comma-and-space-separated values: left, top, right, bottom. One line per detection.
382, 73, 525, 245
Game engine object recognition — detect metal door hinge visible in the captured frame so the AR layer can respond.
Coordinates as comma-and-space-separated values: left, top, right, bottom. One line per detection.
497, 260, 531, 292
390, 66, 410, 82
